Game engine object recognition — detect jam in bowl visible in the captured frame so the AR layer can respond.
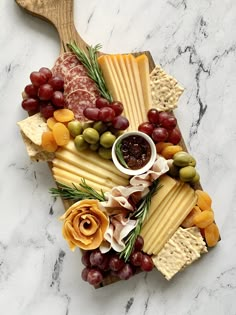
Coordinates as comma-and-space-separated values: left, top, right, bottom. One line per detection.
112, 131, 156, 176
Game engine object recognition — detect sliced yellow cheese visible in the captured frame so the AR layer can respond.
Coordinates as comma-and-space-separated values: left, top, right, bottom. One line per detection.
109, 55, 132, 120
141, 182, 197, 255
52, 167, 111, 192
141, 181, 184, 240
141, 175, 177, 232
148, 188, 196, 255
53, 158, 118, 188
97, 55, 120, 100
136, 54, 152, 111
62, 140, 130, 180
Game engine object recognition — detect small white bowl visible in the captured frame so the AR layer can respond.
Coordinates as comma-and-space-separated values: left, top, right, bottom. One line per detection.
112, 131, 156, 176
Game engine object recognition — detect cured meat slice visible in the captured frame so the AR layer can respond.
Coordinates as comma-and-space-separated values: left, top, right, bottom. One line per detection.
52, 52, 75, 69
52, 55, 81, 78
65, 89, 97, 120
65, 65, 88, 82
64, 76, 100, 97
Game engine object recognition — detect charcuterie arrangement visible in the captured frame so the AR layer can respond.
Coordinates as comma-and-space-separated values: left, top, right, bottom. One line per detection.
17, 43, 220, 287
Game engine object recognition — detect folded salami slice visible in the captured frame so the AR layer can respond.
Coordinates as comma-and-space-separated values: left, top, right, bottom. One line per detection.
65, 89, 97, 120
64, 76, 100, 97
52, 55, 81, 78
65, 65, 88, 82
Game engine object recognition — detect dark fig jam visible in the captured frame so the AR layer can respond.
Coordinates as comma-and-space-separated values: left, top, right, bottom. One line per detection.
120, 135, 151, 170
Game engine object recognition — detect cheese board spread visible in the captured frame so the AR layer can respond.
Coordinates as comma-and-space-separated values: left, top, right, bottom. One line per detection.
15, 0, 220, 288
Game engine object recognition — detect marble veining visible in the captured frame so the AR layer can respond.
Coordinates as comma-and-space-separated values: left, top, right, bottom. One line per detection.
0, 0, 236, 314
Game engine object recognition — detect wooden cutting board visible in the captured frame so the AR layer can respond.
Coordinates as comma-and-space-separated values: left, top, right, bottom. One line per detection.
15, 0, 203, 288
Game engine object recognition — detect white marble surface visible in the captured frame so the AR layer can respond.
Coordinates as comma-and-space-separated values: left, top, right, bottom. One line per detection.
1, 0, 236, 314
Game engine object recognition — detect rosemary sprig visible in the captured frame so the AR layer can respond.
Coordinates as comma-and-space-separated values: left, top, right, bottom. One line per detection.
120, 179, 162, 261
49, 179, 106, 202
115, 140, 129, 168
67, 42, 113, 102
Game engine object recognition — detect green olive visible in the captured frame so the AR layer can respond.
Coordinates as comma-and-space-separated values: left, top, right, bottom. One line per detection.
168, 164, 179, 177
93, 121, 107, 134
98, 147, 112, 160
173, 151, 194, 167
189, 156, 196, 167
90, 143, 100, 151
83, 128, 100, 144
67, 120, 83, 138
74, 135, 89, 151
100, 131, 116, 148
82, 122, 93, 130
179, 166, 196, 182
190, 171, 200, 184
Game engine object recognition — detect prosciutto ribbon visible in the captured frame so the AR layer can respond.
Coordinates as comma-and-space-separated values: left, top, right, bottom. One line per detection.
103, 155, 169, 211
100, 211, 137, 253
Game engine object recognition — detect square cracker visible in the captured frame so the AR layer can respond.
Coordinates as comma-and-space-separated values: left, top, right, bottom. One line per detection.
17, 113, 48, 146
152, 227, 207, 280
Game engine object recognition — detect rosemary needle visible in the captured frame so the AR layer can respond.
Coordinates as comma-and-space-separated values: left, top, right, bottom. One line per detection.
67, 42, 113, 102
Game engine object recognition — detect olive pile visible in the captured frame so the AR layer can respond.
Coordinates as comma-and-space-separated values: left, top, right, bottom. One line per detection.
168, 151, 200, 184
68, 120, 120, 159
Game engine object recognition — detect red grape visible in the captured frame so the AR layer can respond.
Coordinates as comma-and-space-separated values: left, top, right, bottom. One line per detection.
158, 111, 170, 125
98, 107, 116, 122
147, 108, 159, 124
40, 102, 54, 119
51, 91, 65, 108
109, 255, 125, 271
112, 116, 129, 130
81, 251, 91, 267
118, 263, 134, 280
21, 98, 39, 111
140, 254, 154, 272
138, 122, 154, 136
95, 97, 110, 109
30, 71, 47, 86
161, 116, 177, 130
39, 67, 52, 81
109, 101, 124, 116
98, 254, 110, 271
38, 84, 54, 101
48, 76, 64, 91
87, 269, 103, 286
167, 127, 181, 144
134, 235, 144, 251
152, 127, 168, 142
89, 249, 104, 266
81, 267, 90, 281
83, 107, 100, 121
130, 251, 143, 267
24, 84, 38, 98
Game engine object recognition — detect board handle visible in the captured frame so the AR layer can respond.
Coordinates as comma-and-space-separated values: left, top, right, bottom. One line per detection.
15, 0, 88, 53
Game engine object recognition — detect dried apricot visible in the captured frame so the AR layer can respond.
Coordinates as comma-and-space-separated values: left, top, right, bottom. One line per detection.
161, 145, 183, 159
53, 108, 74, 123
47, 117, 57, 130
41, 131, 58, 152
204, 223, 220, 247
193, 210, 214, 228
52, 122, 70, 146
196, 190, 212, 211
181, 206, 201, 228
156, 142, 173, 154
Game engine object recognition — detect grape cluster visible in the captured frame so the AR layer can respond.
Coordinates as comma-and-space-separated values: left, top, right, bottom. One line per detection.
84, 97, 129, 131
138, 109, 181, 145
81, 236, 154, 286
21, 67, 65, 119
